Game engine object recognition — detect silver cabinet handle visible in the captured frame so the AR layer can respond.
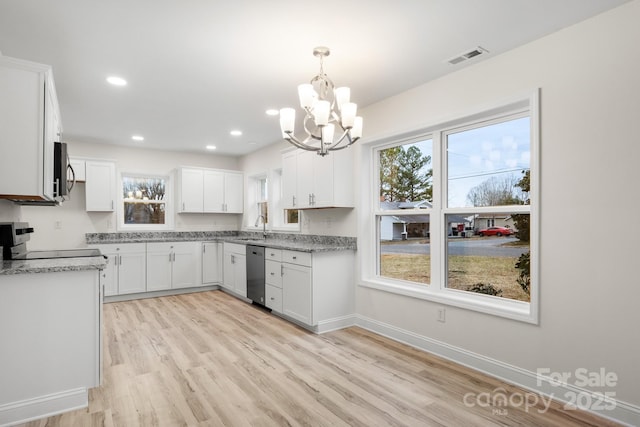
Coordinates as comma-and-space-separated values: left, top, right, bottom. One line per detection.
182, 202, 185, 211
292, 195, 296, 207
308, 194, 312, 205
111, 200, 114, 210
270, 297, 275, 301
281, 264, 284, 276
203, 245, 206, 254
270, 272, 275, 276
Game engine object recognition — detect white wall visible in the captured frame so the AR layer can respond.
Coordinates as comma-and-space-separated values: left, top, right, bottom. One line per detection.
19, 141, 242, 249
355, 0, 640, 415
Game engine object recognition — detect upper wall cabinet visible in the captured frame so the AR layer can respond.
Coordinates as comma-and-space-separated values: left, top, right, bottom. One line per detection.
85, 160, 116, 211
0, 55, 61, 202
281, 149, 354, 210
177, 167, 243, 214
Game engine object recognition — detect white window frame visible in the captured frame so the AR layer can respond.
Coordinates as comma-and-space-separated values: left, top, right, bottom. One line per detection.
117, 171, 174, 231
360, 90, 539, 324
270, 167, 301, 232
246, 172, 268, 230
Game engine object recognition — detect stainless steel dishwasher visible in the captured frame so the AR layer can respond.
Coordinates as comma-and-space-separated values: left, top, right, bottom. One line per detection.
246, 245, 265, 305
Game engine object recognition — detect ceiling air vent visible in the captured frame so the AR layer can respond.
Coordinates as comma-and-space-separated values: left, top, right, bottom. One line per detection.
447, 46, 488, 65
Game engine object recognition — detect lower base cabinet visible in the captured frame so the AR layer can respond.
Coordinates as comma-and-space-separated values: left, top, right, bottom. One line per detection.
266, 248, 355, 331
147, 242, 200, 291
223, 243, 247, 297
282, 261, 312, 324
91, 243, 146, 296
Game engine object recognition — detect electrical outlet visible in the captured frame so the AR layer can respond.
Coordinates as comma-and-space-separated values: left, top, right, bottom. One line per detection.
437, 307, 446, 323
54, 221, 62, 230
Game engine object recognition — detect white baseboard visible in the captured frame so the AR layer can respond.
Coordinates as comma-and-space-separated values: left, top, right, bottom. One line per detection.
315, 314, 358, 334
355, 315, 640, 427
0, 388, 88, 427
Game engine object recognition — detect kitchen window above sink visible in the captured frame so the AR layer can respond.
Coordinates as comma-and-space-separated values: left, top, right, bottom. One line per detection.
119, 173, 174, 231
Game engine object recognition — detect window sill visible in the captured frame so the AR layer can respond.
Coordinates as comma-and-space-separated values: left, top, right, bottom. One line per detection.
359, 277, 537, 324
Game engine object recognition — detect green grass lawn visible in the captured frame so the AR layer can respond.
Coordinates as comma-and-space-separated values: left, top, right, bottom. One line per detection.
380, 253, 530, 302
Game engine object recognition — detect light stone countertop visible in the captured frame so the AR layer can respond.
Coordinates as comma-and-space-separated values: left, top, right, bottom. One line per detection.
86, 231, 356, 252
0, 256, 108, 276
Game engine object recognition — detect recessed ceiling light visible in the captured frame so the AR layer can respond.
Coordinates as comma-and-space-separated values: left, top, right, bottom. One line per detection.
248, 141, 257, 145
230, 130, 242, 136
107, 76, 127, 86
265, 109, 279, 116
206, 145, 217, 150
131, 135, 144, 141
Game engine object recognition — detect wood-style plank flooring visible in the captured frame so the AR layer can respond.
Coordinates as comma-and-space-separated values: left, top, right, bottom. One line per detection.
21, 290, 620, 426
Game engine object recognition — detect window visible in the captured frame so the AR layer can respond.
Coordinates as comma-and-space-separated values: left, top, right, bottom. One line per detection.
271, 168, 300, 230
367, 93, 538, 323
119, 173, 173, 230
247, 174, 268, 228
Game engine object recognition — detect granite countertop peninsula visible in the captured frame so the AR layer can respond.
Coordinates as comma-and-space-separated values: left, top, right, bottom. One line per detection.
86, 231, 356, 252
0, 256, 108, 276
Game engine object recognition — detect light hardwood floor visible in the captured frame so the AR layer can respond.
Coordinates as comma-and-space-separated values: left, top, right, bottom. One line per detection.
21, 290, 620, 427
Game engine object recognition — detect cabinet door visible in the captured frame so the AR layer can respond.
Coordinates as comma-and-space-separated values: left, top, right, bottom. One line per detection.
233, 253, 247, 297
224, 172, 244, 213
179, 168, 204, 212
146, 242, 173, 291
203, 170, 224, 212
117, 249, 147, 295
222, 251, 235, 291
282, 151, 298, 209
100, 253, 118, 296
296, 151, 314, 208
312, 154, 334, 207
202, 242, 222, 284
86, 161, 116, 211
172, 242, 199, 289
282, 262, 312, 325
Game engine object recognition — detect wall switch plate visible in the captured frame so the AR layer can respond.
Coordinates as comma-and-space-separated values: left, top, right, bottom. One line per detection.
437, 307, 446, 323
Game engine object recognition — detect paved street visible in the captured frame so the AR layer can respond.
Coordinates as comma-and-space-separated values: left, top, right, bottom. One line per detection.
380, 237, 529, 257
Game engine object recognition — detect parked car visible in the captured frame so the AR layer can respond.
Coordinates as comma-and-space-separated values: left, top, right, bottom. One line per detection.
477, 226, 513, 237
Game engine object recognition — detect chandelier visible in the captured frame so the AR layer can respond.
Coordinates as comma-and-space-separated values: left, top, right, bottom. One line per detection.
279, 47, 363, 157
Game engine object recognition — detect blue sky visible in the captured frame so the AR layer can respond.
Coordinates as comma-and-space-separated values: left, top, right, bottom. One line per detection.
401, 116, 530, 208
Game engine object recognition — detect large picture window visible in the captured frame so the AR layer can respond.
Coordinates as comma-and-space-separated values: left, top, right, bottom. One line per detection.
368, 93, 538, 322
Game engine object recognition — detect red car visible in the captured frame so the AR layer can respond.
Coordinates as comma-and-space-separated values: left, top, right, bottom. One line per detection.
478, 226, 513, 237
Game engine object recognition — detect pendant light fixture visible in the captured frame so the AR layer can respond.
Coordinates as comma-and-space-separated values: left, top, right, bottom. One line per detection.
279, 47, 363, 156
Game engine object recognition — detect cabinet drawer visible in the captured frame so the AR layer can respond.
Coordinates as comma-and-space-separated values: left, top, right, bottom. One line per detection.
282, 250, 311, 267
224, 242, 245, 255
265, 248, 282, 261
266, 284, 283, 313
265, 260, 282, 288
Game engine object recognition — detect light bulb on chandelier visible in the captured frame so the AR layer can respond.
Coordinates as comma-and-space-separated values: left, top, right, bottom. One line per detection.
279, 46, 363, 156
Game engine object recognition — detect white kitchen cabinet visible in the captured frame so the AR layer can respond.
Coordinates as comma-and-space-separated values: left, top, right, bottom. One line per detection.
265, 248, 283, 313
223, 242, 247, 297
281, 251, 313, 324
0, 55, 61, 202
85, 160, 116, 211
282, 151, 298, 208
281, 148, 353, 209
202, 241, 223, 284
223, 171, 243, 213
203, 170, 224, 212
147, 241, 200, 291
177, 167, 243, 213
272, 248, 355, 332
91, 243, 146, 296
179, 168, 204, 212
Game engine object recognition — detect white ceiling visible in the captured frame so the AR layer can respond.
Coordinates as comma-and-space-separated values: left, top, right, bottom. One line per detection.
0, 0, 630, 156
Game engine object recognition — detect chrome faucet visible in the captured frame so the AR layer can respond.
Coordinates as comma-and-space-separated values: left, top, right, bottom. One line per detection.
255, 214, 267, 239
